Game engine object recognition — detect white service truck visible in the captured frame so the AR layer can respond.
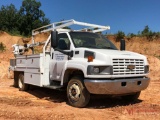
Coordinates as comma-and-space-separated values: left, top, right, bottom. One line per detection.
9, 19, 150, 107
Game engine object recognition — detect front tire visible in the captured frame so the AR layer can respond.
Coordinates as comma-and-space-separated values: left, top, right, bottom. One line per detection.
67, 76, 90, 108
18, 73, 29, 91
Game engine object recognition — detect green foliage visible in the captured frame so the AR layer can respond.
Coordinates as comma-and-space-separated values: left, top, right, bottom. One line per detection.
115, 31, 125, 42
1, 1, 160, 41
0, 4, 20, 34
141, 25, 159, 41
0, 42, 6, 52
0, 0, 50, 36
19, 0, 50, 36
137, 31, 141, 37
155, 32, 160, 38
141, 25, 150, 36
114, 26, 160, 41
126, 33, 136, 40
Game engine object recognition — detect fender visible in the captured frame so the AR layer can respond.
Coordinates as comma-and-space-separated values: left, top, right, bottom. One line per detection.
60, 61, 87, 85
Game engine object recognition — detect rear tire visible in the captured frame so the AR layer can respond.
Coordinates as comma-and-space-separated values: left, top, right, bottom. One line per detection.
122, 91, 141, 101
13, 71, 18, 87
67, 76, 90, 108
18, 73, 29, 91
13, 79, 18, 88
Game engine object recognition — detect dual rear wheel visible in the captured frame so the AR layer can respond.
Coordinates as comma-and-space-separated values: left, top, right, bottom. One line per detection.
18, 74, 29, 91
13, 73, 29, 91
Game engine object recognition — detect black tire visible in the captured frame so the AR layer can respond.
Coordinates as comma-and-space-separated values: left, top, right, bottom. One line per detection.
13, 72, 18, 87
67, 76, 90, 108
13, 79, 18, 88
122, 91, 141, 101
18, 73, 29, 91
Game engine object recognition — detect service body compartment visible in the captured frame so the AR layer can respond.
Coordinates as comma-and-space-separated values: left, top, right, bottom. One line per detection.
16, 56, 26, 67
24, 72, 42, 86
15, 54, 44, 86
26, 55, 42, 68
16, 54, 43, 68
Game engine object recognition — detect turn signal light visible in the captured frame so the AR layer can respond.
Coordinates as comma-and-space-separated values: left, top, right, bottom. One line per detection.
88, 56, 94, 62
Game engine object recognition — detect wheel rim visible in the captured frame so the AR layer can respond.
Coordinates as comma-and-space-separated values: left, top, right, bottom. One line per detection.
18, 76, 23, 89
69, 83, 81, 102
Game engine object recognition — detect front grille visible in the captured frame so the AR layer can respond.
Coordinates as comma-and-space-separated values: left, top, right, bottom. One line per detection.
113, 59, 144, 75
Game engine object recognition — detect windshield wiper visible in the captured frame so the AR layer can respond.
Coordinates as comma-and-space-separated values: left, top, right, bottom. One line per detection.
79, 45, 97, 48
101, 46, 115, 49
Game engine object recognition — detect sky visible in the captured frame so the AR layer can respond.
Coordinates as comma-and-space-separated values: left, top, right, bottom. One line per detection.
0, 0, 160, 34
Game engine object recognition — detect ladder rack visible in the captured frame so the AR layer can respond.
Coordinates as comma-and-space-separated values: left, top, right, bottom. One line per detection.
31, 19, 110, 55
32, 19, 110, 36
12, 20, 111, 55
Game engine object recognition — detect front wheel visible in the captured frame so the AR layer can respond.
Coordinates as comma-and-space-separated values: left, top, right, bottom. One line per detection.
67, 76, 90, 108
18, 73, 29, 91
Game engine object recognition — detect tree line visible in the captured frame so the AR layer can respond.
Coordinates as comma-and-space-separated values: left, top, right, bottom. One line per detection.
114, 25, 160, 42
0, 0, 50, 36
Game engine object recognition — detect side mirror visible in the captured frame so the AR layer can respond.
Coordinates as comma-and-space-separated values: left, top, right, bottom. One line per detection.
51, 30, 58, 48
120, 39, 125, 51
69, 50, 73, 58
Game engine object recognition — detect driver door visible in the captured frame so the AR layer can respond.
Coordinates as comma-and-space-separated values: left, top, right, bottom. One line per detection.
49, 33, 70, 81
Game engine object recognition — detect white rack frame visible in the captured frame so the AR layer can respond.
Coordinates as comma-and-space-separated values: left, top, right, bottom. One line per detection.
32, 19, 110, 42
31, 19, 110, 56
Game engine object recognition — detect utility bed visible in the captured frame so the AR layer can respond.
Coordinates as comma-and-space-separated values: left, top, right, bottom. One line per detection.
10, 53, 50, 86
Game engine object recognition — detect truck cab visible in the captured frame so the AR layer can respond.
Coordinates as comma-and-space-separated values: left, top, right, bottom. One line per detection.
9, 19, 150, 107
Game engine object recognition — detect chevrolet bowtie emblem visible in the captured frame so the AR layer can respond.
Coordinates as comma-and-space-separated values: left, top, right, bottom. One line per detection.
127, 65, 135, 70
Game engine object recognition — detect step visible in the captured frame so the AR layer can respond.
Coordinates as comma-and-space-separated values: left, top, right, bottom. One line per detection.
43, 85, 63, 90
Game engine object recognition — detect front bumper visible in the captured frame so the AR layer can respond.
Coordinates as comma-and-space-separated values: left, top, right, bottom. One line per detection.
84, 77, 150, 95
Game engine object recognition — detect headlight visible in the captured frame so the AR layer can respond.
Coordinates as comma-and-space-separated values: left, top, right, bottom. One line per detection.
144, 65, 149, 73
93, 67, 100, 73
87, 66, 113, 75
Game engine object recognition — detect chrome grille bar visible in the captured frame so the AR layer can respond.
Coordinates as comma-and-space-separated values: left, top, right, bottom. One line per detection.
113, 59, 144, 75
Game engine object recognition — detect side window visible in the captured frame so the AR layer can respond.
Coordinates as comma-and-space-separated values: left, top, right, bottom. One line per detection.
57, 33, 70, 50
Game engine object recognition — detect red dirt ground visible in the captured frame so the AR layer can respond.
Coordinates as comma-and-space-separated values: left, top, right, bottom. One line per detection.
0, 32, 160, 120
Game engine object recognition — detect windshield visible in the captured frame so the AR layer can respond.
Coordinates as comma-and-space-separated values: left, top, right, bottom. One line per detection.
70, 32, 117, 50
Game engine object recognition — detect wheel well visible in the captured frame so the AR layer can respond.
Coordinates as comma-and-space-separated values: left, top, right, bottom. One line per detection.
63, 69, 84, 84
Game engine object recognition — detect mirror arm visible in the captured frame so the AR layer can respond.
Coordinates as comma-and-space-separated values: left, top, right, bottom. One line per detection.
55, 48, 73, 57
120, 39, 125, 51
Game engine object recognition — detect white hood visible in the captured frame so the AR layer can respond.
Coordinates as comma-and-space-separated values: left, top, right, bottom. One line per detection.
90, 49, 146, 59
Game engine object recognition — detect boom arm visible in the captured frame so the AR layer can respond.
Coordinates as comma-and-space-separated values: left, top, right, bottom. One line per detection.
12, 41, 46, 55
